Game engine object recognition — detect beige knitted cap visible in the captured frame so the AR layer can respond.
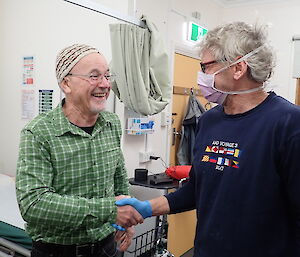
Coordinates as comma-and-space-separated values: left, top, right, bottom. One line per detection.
56, 44, 99, 83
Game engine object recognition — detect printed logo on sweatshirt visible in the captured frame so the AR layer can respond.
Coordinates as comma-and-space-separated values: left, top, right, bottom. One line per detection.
201, 140, 242, 171
205, 146, 241, 157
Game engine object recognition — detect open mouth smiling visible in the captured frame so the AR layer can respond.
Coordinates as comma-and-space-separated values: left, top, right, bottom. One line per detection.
92, 92, 106, 98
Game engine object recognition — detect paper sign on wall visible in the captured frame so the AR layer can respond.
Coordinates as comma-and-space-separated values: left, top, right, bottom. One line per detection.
21, 89, 35, 119
23, 56, 34, 85
39, 90, 53, 114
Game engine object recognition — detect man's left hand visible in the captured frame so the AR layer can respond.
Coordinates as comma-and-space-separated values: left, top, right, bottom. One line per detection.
115, 226, 135, 252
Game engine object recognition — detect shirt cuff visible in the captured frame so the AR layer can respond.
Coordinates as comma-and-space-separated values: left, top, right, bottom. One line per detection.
87, 197, 117, 225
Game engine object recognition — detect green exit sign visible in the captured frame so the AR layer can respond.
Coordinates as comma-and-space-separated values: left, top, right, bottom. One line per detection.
188, 22, 208, 42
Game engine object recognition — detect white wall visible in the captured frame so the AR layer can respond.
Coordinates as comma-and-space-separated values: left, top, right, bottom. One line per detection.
220, 0, 300, 102
0, 0, 128, 175
135, 0, 222, 57
1, 0, 298, 179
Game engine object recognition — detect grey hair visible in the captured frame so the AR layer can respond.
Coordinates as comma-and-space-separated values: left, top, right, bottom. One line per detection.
198, 22, 276, 83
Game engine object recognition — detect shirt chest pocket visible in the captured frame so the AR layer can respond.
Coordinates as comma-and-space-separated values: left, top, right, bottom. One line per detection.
95, 147, 120, 183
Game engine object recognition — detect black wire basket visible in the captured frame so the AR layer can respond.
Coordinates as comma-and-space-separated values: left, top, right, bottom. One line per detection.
126, 218, 172, 257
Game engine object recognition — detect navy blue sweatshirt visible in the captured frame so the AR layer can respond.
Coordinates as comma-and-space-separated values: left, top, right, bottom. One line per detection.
166, 92, 300, 257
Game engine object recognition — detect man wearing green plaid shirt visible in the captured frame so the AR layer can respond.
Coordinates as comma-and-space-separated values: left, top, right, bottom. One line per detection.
16, 44, 143, 257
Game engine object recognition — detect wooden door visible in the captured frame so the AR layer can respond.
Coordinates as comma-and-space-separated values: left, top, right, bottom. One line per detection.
167, 53, 209, 257
169, 53, 209, 166
296, 78, 300, 105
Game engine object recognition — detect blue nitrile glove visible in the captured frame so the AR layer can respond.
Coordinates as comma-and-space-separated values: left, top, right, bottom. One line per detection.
111, 223, 125, 231
115, 198, 152, 219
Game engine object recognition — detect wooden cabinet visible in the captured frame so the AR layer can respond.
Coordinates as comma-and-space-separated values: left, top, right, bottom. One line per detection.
167, 210, 196, 257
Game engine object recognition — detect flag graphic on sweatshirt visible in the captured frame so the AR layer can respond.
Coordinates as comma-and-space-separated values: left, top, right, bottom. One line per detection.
205, 145, 242, 157
202, 155, 238, 168
202, 141, 242, 170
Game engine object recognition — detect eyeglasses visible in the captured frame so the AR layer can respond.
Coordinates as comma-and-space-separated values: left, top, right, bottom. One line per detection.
67, 72, 115, 84
200, 60, 219, 73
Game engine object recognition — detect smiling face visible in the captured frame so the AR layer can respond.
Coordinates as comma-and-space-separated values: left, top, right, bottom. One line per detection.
61, 52, 111, 119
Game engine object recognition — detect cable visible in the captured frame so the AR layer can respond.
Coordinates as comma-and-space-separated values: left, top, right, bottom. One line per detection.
149, 155, 170, 173
159, 157, 169, 169
149, 155, 169, 169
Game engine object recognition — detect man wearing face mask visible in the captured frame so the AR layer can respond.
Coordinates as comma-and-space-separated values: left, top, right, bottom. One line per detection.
115, 22, 300, 257
16, 44, 143, 257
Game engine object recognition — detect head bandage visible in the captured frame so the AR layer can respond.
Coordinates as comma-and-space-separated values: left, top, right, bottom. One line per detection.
56, 44, 99, 83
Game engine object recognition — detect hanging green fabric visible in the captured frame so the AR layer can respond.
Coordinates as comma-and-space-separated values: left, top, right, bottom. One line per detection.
109, 16, 171, 116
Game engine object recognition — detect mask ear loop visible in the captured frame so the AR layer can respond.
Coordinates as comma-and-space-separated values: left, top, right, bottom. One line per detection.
215, 44, 267, 76
212, 58, 266, 94
212, 52, 246, 76
212, 44, 267, 94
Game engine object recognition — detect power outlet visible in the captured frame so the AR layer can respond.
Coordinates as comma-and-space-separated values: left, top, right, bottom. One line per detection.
139, 151, 154, 163
161, 111, 171, 127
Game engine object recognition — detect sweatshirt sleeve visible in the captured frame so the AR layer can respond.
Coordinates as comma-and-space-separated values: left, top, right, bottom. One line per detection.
165, 165, 196, 214
280, 131, 300, 254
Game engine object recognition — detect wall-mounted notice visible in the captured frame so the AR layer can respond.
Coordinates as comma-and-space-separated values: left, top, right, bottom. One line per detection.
21, 89, 35, 119
23, 56, 34, 85
39, 90, 53, 114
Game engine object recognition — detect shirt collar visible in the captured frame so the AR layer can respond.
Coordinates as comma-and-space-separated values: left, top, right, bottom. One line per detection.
53, 99, 112, 137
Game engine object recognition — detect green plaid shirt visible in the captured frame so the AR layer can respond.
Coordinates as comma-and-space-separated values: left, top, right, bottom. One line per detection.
16, 101, 129, 244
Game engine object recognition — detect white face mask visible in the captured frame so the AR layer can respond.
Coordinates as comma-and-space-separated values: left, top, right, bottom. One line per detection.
198, 44, 266, 105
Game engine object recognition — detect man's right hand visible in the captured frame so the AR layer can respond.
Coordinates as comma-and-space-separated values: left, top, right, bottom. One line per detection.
115, 203, 144, 228
115, 198, 152, 219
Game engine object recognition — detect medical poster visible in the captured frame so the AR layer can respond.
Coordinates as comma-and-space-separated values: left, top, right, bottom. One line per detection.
39, 89, 53, 114
21, 89, 35, 119
22, 56, 34, 85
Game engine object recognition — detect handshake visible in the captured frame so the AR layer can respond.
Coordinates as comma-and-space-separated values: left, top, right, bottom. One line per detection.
113, 197, 152, 231
112, 195, 169, 251
111, 197, 152, 251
